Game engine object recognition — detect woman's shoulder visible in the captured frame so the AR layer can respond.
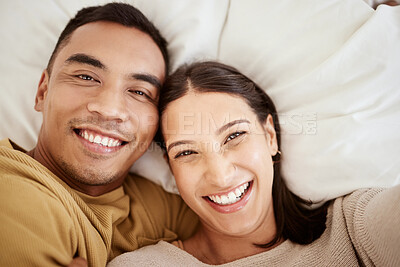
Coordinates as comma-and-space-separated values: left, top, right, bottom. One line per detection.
336, 186, 398, 218
107, 241, 197, 267
331, 185, 400, 266
330, 186, 397, 235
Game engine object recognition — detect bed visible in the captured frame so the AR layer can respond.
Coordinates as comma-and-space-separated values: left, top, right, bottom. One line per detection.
0, 0, 399, 202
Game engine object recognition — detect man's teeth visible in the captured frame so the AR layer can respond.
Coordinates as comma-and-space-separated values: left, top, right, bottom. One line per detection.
208, 182, 250, 205
79, 130, 122, 147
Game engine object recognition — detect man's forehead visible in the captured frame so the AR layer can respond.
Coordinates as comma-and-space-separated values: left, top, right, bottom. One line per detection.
53, 21, 165, 79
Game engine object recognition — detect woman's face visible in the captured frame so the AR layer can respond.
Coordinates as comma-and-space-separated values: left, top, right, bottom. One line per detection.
162, 91, 278, 238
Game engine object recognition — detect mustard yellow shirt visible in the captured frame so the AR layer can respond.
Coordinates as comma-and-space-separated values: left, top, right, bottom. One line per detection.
0, 139, 198, 266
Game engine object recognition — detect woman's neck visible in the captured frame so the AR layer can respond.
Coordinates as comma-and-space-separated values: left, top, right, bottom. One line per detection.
183, 221, 283, 265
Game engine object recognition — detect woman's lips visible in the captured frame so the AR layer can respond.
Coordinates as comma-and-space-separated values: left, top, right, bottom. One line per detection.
204, 181, 253, 214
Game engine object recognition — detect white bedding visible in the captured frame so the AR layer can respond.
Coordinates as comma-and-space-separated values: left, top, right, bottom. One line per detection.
0, 0, 399, 202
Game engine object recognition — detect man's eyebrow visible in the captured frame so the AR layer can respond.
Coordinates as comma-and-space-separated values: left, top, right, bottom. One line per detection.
216, 119, 250, 135
167, 140, 195, 153
65, 53, 106, 70
131, 73, 162, 90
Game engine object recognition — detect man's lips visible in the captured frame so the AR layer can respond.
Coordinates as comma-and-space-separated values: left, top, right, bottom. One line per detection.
74, 128, 128, 148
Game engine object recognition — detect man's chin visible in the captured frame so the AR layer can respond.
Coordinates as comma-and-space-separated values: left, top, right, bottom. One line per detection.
60, 161, 123, 187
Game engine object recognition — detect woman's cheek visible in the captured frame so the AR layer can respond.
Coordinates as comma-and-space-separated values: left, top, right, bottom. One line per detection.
172, 165, 195, 192
238, 143, 269, 167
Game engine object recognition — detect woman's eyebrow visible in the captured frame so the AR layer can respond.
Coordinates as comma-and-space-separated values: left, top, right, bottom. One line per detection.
167, 140, 195, 153
216, 119, 250, 135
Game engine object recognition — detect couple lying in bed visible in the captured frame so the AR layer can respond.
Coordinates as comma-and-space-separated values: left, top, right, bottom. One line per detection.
1, 3, 398, 266
108, 61, 400, 266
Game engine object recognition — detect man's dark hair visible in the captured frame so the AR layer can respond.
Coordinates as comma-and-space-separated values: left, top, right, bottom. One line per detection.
157, 61, 330, 247
47, 3, 169, 75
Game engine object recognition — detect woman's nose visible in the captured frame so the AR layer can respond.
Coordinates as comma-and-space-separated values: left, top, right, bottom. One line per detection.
203, 153, 236, 188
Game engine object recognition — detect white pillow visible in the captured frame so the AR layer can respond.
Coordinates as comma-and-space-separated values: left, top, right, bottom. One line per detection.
218, 0, 400, 201
1, 0, 399, 202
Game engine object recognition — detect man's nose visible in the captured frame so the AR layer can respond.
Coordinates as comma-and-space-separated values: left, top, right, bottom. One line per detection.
86, 86, 129, 122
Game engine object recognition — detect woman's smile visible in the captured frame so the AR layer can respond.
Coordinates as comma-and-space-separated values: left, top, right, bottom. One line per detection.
203, 181, 253, 213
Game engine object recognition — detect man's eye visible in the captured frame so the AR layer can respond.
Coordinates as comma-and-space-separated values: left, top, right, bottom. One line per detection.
76, 74, 96, 81
127, 89, 149, 98
174, 150, 196, 159
224, 131, 246, 144
128, 89, 158, 105
134, 90, 146, 96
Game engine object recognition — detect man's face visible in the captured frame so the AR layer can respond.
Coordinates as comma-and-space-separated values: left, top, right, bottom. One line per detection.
34, 21, 165, 194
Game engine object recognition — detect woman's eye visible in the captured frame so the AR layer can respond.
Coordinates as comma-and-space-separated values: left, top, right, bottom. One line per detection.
225, 131, 246, 144
174, 150, 196, 159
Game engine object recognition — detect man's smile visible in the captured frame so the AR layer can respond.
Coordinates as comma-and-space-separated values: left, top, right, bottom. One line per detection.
76, 129, 125, 147
73, 128, 131, 155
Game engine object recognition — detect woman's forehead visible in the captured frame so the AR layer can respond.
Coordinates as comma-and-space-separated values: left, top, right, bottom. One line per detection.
161, 92, 259, 135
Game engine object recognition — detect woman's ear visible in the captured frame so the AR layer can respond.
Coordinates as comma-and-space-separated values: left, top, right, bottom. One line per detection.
35, 70, 49, 112
263, 114, 278, 156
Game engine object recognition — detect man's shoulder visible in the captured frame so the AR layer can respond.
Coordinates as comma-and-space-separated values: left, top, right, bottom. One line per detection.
0, 138, 13, 148
0, 139, 30, 167
0, 144, 74, 231
0, 154, 66, 205
0, 138, 72, 205
0, 138, 26, 151
124, 173, 174, 197
0, 141, 79, 266
122, 173, 184, 215
122, 173, 198, 242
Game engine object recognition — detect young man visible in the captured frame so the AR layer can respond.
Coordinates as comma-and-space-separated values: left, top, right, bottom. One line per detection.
0, 3, 197, 266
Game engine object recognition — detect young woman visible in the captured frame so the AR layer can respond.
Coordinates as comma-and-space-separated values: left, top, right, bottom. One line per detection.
108, 61, 400, 266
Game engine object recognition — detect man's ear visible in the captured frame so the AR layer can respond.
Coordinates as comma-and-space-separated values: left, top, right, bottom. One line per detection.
34, 70, 49, 112
263, 114, 278, 156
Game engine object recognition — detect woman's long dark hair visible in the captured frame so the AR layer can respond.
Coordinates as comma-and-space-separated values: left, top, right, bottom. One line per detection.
156, 61, 329, 247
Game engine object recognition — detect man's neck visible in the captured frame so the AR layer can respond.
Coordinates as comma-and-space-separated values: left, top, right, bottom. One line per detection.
26, 145, 126, 197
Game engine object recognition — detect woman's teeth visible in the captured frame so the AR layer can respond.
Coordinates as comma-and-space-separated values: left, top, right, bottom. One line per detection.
208, 182, 250, 205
